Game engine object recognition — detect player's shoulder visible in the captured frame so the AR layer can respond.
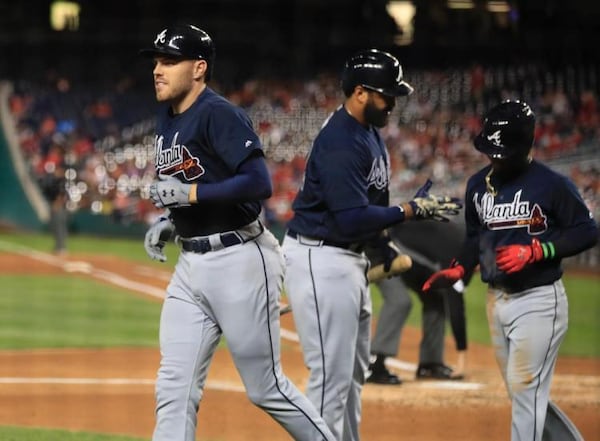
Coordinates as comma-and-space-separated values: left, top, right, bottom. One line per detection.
529, 159, 569, 185
201, 87, 236, 109
201, 87, 253, 122
315, 107, 365, 148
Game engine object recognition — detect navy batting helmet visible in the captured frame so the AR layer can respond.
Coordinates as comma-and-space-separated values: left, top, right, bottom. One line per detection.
474, 100, 536, 159
139, 24, 215, 80
341, 49, 413, 98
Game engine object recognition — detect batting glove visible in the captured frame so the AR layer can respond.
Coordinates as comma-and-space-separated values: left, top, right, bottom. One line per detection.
413, 178, 433, 198
409, 195, 462, 222
406, 179, 462, 222
495, 238, 551, 274
149, 174, 196, 209
144, 214, 175, 262
422, 259, 465, 292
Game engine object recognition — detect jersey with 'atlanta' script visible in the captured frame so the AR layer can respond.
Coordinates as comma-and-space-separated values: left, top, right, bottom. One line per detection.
153, 87, 263, 236
464, 159, 595, 291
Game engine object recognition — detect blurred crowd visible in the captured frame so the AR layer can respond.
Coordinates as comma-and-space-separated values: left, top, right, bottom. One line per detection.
8, 63, 600, 232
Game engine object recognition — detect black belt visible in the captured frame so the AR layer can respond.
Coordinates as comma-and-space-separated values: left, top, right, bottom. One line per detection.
287, 229, 364, 253
178, 220, 264, 254
180, 232, 243, 253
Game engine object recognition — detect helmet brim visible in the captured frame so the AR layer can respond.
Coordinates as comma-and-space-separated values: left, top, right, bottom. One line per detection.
380, 81, 414, 97
139, 47, 190, 59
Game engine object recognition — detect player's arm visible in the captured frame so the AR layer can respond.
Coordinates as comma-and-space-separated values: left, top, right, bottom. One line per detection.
189, 151, 272, 202
149, 152, 271, 208
333, 178, 463, 237
545, 178, 599, 257
496, 179, 598, 274
333, 205, 404, 237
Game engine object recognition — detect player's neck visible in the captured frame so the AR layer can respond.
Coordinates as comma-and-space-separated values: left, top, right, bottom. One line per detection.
344, 101, 367, 127
172, 83, 207, 115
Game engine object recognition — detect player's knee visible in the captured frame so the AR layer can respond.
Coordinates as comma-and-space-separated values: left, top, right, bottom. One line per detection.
507, 370, 537, 394
155, 371, 203, 409
390, 292, 412, 311
245, 386, 269, 407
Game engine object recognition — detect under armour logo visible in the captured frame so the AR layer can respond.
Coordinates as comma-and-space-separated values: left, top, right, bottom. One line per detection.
162, 189, 175, 197
154, 29, 167, 45
487, 130, 502, 146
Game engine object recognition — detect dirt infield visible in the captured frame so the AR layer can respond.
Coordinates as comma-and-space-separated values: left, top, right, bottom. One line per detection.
0, 251, 598, 440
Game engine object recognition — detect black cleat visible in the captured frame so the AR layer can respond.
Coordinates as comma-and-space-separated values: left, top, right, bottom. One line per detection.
367, 364, 402, 385
416, 363, 464, 381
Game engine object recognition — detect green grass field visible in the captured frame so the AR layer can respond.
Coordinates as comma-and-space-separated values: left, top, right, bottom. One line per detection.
0, 426, 147, 441
1, 231, 598, 356
0, 275, 160, 349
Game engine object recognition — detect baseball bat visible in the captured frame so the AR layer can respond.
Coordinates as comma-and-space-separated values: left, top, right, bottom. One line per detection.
367, 254, 412, 283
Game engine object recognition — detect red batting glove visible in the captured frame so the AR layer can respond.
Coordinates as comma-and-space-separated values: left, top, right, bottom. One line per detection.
422, 260, 465, 292
495, 238, 544, 274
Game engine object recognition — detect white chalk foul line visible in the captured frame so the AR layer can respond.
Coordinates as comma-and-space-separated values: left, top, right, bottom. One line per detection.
0, 239, 165, 299
416, 381, 484, 391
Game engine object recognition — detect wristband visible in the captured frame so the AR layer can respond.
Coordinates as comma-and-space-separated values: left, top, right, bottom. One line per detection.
541, 241, 556, 259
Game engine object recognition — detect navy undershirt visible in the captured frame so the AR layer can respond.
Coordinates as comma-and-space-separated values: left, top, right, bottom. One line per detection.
193, 153, 272, 202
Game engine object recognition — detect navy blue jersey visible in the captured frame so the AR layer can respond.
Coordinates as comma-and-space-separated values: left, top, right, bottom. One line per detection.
464, 159, 596, 291
154, 87, 263, 236
287, 106, 390, 243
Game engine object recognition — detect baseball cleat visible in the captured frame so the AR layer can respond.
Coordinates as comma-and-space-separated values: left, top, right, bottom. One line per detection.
416, 363, 464, 381
367, 365, 402, 385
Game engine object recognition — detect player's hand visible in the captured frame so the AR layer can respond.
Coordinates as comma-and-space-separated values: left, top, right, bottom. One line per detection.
495, 238, 544, 274
407, 179, 463, 222
422, 260, 465, 291
149, 174, 195, 208
144, 215, 175, 262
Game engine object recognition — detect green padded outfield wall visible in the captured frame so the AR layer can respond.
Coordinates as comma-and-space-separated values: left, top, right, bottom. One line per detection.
0, 126, 42, 230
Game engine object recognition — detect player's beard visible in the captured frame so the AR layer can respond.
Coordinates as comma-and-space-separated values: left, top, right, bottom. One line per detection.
364, 96, 395, 128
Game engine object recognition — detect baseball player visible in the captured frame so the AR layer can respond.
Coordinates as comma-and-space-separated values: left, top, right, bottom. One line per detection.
423, 100, 598, 441
140, 24, 335, 441
366, 219, 473, 384
281, 49, 462, 441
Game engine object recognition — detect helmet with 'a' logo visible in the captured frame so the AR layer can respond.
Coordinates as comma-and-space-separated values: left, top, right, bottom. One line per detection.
139, 24, 215, 80
341, 49, 414, 98
474, 100, 536, 159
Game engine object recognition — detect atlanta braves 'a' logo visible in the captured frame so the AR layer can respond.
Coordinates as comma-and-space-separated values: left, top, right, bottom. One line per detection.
487, 130, 502, 146
154, 29, 167, 45
474, 190, 547, 234
367, 156, 389, 190
154, 132, 205, 181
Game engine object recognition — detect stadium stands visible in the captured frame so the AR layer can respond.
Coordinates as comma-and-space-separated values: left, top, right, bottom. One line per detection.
8, 64, 600, 234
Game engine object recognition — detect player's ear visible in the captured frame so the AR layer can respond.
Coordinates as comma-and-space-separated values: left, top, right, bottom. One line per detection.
193, 60, 208, 81
354, 85, 369, 104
